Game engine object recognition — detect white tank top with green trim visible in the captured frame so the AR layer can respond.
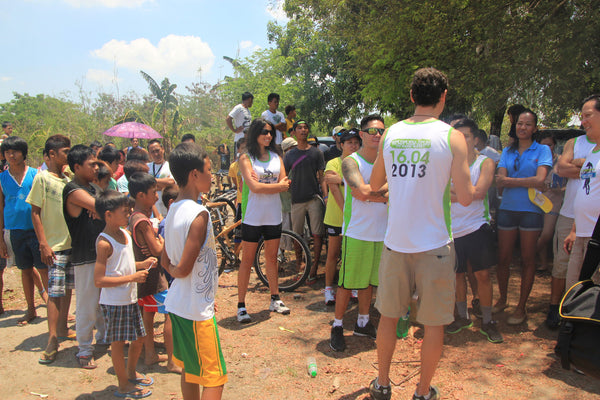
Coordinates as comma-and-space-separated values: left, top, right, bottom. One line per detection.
342, 152, 388, 241
451, 154, 490, 239
382, 119, 453, 253
241, 151, 283, 227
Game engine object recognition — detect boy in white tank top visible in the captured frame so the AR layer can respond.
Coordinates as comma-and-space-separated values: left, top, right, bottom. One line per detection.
94, 190, 157, 398
162, 143, 228, 399
446, 118, 502, 344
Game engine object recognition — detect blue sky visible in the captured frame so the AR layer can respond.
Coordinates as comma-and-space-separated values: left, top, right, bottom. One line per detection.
0, 0, 287, 103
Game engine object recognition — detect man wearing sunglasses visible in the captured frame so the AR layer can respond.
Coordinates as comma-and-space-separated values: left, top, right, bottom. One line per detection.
330, 116, 388, 353
368, 68, 474, 400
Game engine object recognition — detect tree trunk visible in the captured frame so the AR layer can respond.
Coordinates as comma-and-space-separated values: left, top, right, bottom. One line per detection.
162, 111, 171, 154
489, 106, 506, 138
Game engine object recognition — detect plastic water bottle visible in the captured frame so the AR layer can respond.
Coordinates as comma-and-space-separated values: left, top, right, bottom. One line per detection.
397, 308, 410, 338
307, 357, 317, 378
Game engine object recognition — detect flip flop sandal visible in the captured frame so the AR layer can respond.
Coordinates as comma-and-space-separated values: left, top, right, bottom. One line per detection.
38, 349, 58, 365
58, 332, 77, 341
114, 387, 152, 399
77, 355, 97, 369
128, 373, 154, 386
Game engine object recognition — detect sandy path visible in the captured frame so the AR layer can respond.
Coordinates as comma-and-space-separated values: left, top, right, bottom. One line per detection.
1, 265, 600, 399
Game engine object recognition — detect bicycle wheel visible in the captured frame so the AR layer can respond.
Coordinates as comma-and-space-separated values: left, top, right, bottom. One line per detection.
217, 236, 237, 276
210, 197, 236, 238
213, 197, 236, 227
254, 229, 312, 292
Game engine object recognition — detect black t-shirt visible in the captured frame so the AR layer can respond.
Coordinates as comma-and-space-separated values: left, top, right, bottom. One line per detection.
218, 148, 230, 171
62, 181, 105, 265
324, 144, 342, 163
284, 146, 325, 204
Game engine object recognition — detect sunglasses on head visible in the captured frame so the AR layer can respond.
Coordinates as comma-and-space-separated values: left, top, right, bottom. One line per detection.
363, 127, 385, 136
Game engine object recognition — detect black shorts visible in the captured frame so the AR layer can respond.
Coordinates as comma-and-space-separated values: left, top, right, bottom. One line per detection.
324, 224, 342, 237
241, 223, 282, 243
454, 224, 496, 273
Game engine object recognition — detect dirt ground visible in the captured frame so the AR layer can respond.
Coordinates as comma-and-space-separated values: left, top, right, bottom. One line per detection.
1, 263, 600, 400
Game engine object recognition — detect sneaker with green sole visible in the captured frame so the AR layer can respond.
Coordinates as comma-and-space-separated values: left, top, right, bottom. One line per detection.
480, 320, 503, 343
445, 317, 473, 334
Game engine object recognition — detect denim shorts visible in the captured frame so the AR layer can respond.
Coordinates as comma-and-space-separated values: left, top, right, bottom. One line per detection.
10, 229, 47, 270
496, 210, 543, 231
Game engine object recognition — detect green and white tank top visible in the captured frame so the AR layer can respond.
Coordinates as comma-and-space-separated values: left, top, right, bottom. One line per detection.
241, 151, 283, 227
382, 119, 453, 253
342, 152, 388, 241
451, 154, 490, 239
560, 135, 596, 219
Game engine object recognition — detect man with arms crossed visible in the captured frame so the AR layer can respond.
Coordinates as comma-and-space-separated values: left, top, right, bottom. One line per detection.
547, 103, 596, 328
329, 118, 387, 352
564, 95, 600, 292
369, 68, 474, 400
226, 92, 253, 150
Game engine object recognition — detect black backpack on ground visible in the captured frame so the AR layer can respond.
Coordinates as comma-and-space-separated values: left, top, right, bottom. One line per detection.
555, 215, 600, 379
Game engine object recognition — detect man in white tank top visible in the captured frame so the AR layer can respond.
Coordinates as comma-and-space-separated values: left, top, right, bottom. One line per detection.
367, 68, 474, 400
329, 117, 388, 353
564, 95, 600, 293
546, 115, 596, 328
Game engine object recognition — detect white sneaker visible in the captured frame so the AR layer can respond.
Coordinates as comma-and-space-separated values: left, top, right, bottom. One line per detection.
237, 307, 251, 323
324, 289, 336, 306
269, 299, 290, 315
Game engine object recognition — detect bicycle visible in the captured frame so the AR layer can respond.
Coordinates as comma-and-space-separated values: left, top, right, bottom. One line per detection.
209, 205, 312, 292
204, 193, 237, 238
214, 219, 241, 275
253, 229, 312, 292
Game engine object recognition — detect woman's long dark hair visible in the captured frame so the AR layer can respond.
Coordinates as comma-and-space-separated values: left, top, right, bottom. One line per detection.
246, 118, 279, 159
509, 108, 538, 152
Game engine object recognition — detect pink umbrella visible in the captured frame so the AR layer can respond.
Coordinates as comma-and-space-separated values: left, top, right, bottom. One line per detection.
102, 122, 162, 139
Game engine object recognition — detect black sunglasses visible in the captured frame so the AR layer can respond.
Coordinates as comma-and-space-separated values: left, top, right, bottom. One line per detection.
260, 129, 273, 136
363, 127, 385, 136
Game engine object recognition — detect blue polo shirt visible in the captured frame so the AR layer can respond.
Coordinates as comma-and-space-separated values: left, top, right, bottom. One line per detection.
498, 141, 553, 213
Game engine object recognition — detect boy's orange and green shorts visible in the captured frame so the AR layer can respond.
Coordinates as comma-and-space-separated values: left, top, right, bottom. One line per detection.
170, 313, 228, 387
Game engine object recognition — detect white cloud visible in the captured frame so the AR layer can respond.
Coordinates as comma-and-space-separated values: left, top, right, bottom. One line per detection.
91, 35, 215, 78
239, 40, 261, 54
240, 40, 254, 50
86, 69, 119, 85
1, 77, 12, 82
63, 0, 153, 7
266, 0, 287, 21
